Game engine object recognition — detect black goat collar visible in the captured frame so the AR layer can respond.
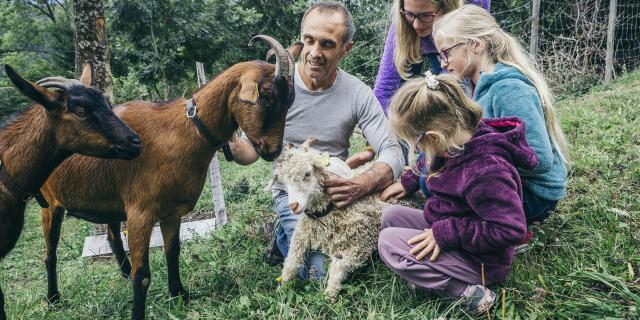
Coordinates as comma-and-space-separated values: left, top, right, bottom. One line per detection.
0, 159, 49, 208
304, 203, 335, 221
186, 98, 234, 161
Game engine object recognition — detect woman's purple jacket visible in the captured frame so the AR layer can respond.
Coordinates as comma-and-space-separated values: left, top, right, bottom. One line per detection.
401, 118, 537, 283
373, 0, 491, 114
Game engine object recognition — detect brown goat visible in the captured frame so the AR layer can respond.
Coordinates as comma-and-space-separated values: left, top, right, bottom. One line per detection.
39, 36, 302, 320
0, 64, 141, 320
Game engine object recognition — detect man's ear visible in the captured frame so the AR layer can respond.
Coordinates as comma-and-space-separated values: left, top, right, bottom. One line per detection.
341, 41, 354, 58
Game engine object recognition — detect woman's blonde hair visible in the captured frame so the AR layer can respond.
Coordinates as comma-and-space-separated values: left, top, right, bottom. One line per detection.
393, 0, 463, 79
388, 74, 483, 165
433, 4, 570, 165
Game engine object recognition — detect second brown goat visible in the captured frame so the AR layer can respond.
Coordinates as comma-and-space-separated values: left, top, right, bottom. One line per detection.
39, 35, 301, 320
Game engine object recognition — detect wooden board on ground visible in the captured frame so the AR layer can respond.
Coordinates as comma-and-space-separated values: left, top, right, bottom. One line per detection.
81, 218, 216, 257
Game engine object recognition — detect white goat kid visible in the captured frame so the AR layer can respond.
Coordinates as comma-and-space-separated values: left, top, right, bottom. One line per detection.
272, 138, 385, 299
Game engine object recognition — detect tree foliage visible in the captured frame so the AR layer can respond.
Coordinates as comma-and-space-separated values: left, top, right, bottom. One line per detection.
1, 0, 391, 118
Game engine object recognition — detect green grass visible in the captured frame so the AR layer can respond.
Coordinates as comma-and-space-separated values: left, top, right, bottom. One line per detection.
2, 71, 640, 319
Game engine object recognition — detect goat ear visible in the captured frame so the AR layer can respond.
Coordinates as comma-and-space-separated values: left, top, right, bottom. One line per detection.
5, 65, 62, 111
287, 42, 303, 61
79, 62, 94, 87
238, 76, 259, 105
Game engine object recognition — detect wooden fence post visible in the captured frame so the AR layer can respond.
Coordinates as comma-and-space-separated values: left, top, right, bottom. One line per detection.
604, 0, 618, 84
196, 62, 228, 229
530, 0, 541, 61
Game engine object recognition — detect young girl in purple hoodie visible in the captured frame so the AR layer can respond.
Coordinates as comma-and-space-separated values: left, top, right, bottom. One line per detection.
378, 73, 537, 313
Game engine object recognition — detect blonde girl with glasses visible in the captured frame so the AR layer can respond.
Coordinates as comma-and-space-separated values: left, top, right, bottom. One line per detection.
364, 0, 488, 178
378, 73, 536, 313
432, 4, 569, 225
373, 0, 490, 115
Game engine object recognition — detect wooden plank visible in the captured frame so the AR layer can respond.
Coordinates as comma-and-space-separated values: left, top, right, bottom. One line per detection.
196, 61, 228, 229
82, 219, 216, 257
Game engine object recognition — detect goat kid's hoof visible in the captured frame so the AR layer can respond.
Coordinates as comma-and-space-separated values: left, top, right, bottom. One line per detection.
276, 277, 291, 291
324, 291, 338, 302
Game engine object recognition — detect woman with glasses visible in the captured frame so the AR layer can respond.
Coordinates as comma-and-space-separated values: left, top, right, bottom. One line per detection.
432, 5, 569, 226
376, 0, 489, 200
373, 0, 490, 115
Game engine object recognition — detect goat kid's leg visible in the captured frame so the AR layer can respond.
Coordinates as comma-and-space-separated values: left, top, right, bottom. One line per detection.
41, 206, 65, 304
127, 213, 154, 320
107, 221, 131, 279
279, 224, 311, 283
324, 256, 360, 300
160, 217, 189, 303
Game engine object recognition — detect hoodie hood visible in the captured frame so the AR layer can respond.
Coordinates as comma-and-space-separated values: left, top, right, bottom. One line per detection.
440, 117, 538, 171
474, 63, 535, 100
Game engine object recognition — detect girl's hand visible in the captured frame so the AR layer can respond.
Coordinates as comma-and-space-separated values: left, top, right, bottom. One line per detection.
408, 228, 441, 261
379, 181, 407, 201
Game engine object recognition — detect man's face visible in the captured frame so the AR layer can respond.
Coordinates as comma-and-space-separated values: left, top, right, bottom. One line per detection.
299, 9, 353, 89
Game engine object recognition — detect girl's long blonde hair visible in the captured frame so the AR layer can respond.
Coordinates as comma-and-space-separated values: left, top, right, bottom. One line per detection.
388, 74, 483, 165
393, 0, 463, 79
432, 4, 570, 165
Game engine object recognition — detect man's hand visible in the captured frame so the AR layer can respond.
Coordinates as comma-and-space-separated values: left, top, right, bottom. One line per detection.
379, 181, 407, 201
324, 176, 368, 208
408, 228, 441, 261
227, 135, 259, 165
325, 162, 393, 208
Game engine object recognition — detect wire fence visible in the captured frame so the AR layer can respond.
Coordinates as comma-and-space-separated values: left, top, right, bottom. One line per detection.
345, 0, 639, 95
494, 0, 639, 93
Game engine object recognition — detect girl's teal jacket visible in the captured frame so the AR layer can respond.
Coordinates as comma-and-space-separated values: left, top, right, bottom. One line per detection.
474, 63, 567, 200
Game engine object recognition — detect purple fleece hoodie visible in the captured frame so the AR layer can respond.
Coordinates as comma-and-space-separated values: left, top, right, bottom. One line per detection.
401, 117, 537, 283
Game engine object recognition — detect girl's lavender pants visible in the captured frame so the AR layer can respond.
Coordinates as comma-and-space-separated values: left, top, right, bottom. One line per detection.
377, 205, 487, 298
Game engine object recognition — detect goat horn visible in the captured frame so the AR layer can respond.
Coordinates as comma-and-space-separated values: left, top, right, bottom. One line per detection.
36, 77, 83, 91
248, 35, 293, 79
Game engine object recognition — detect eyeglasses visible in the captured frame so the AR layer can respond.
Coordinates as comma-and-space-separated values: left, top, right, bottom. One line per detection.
437, 42, 465, 63
400, 7, 441, 24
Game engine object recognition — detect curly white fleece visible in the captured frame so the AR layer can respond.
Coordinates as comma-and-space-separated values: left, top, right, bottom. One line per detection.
273, 146, 386, 298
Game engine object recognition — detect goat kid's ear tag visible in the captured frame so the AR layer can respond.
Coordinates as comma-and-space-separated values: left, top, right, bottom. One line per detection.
316, 153, 330, 167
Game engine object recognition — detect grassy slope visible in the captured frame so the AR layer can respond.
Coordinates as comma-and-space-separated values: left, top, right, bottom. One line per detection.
1, 71, 639, 319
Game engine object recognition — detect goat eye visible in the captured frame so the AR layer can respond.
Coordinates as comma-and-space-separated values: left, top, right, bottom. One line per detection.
304, 171, 311, 179
74, 107, 86, 117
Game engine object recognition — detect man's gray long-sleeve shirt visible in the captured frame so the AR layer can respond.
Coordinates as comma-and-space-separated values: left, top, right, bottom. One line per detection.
271, 64, 404, 195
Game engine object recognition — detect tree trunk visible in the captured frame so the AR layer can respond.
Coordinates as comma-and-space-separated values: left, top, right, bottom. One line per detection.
73, 0, 114, 102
